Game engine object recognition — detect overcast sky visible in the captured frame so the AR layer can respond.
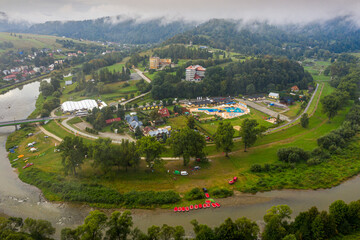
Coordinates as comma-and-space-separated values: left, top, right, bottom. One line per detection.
2, 0, 360, 24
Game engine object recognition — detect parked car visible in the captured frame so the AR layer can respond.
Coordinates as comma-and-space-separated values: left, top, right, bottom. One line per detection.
181, 171, 188, 176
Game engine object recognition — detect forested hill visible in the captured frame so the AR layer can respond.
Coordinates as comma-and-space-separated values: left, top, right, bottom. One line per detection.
18, 16, 195, 44
165, 17, 360, 59
0, 12, 29, 32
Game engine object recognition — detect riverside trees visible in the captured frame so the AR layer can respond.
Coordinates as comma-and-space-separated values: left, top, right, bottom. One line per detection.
214, 122, 235, 157
168, 127, 206, 166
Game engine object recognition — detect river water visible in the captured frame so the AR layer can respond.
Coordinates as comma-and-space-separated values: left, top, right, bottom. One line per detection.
1, 81, 360, 238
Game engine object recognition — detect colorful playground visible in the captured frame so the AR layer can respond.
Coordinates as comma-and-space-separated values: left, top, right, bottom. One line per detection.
188, 101, 250, 119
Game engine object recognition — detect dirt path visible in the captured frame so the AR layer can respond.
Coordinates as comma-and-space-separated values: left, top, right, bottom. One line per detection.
37, 124, 62, 142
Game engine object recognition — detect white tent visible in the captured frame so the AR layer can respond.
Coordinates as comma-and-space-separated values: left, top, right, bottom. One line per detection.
30, 147, 37, 152
61, 99, 98, 113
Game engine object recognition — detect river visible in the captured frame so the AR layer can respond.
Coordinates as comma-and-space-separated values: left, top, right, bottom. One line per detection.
1, 81, 360, 238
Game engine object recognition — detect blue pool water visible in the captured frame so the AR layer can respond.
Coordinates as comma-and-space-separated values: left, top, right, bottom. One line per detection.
198, 107, 244, 113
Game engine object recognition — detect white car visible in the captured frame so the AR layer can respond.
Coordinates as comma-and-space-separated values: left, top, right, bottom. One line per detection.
181, 171, 188, 176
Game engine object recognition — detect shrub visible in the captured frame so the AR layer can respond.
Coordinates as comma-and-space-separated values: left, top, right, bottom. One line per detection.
250, 164, 262, 172
185, 188, 204, 201
20, 168, 180, 207
211, 188, 233, 198
277, 147, 310, 163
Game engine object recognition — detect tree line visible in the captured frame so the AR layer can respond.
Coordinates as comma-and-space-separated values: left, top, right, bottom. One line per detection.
153, 45, 213, 60
3, 198, 360, 239
151, 57, 313, 100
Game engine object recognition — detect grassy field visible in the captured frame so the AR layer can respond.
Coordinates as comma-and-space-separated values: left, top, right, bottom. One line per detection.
60, 80, 141, 103
197, 107, 274, 137
0, 32, 95, 52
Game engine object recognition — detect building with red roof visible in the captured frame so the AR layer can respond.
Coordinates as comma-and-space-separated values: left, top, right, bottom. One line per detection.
291, 85, 300, 92
158, 108, 170, 118
185, 65, 206, 82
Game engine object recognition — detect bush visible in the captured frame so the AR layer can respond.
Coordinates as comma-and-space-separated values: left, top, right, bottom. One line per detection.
19, 169, 180, 207
211, 188, 233, 198
85, 127, 99, 135
185, 188, 204, 201
277, 147, 310, 163
250, 164, 262, 172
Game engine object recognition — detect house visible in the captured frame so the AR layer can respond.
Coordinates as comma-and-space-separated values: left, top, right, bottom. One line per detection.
185, 65, 206, 82
280, 96, 295, 105
3, 74, 17, 81
291, 85, 300, 92
2, 70, 10, 75
149, 57, 172, 70
148, 126, 171, 138
143, 126, 154, 136
65, 80, 73, 86
158, 108, 170, 118
125, 114, 143, 131
247, 94, 266, 101
33, 67, 41, 73
268, 92, 280, 99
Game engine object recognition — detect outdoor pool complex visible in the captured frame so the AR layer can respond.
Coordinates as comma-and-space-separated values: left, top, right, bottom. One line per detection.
198, 107, 244, 113
190, 102, 250, 119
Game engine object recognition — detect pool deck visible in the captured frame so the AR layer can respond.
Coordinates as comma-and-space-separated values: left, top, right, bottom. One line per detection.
187, 103, 250, 119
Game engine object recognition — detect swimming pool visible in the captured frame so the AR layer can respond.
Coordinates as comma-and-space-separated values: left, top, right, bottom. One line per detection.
198, 108, 220, 112
224, 107, 244, 113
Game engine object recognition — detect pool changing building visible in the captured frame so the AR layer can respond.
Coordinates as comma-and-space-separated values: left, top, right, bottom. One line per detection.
61, 99, 106, 113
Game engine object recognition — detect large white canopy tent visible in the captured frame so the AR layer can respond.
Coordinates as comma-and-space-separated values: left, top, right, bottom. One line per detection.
61, 99, 98, 113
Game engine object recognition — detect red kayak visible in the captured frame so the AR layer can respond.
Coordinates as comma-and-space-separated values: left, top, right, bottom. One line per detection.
182, 207, 186, 211
205, 193, 210, 198
199, 204, 203, 209
211, 203, 216, 208
174, 207, 178, 212
205, 200, 211, 203
194, 205, 198, 210
207, 203, 211, 208
216, 203, 220, 207
178, 207, 182, 212
203, 204, 207, 208
185, 207, 189, 212
190, 205, 194, 210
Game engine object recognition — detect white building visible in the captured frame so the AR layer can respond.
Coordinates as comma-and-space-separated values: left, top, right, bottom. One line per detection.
185, 65, 206, 82
268, 92, 280, 99
61, 99, 99, 113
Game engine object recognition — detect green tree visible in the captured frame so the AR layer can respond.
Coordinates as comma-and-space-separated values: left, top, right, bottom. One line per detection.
147, 225, 161, 240
329, 200, 351, 234
239, 119, 265, 152
214, 122, 235, 157
300, 113, 309, 128
59, 136, 87, 176
186, 115, 196, 129
173, 226, 185, 240
160, 224, 175, 240
191, 219, 216, 240
61, 227, 80, 240
91, 138, 114, 173
168, 127, 206, 166
77, 210, 107, 240
22, 218, 55, 240
39, 80, 54, 97
105, 211, 133, 240
137, 136, 164, 165
311, 211, 337, 240
321, 94, 342, 121
234, 217, 260, 240
134, 126, 143, 139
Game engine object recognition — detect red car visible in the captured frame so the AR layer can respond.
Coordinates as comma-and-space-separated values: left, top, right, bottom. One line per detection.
205, 193, 210, 198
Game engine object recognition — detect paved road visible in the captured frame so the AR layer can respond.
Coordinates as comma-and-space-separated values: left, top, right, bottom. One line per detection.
61, 117, 135, 143
242, 100, 291, 122
133, 68, 152, 83
37, 124, 63, 142
234, 83, 320, 140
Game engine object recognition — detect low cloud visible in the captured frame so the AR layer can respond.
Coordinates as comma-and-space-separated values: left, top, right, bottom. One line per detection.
2, 0, 360, 25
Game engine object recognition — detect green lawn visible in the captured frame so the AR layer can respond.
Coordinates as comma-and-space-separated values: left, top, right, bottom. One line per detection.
198, 107, 274, 137
60, 80, 141, 103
